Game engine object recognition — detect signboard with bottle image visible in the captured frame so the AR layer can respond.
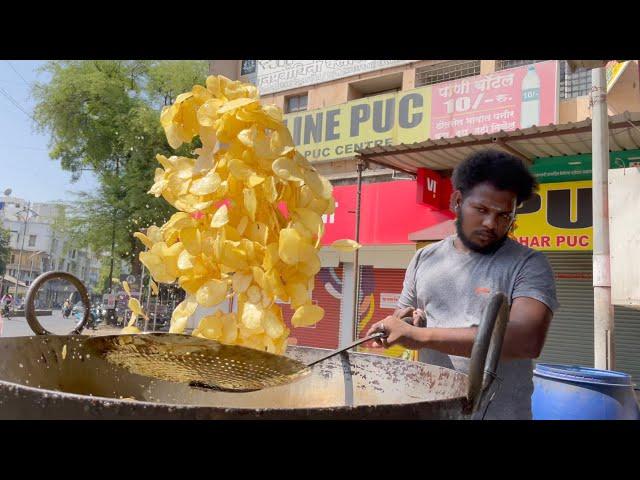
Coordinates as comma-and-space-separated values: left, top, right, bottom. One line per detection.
430, 60, 559, 139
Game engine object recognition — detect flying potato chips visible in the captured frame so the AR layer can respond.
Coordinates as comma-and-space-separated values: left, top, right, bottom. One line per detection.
132, 74, 358, 355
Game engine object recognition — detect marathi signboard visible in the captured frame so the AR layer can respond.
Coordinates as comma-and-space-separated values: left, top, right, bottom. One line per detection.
430, 60, 559, 138
514, 180, 592, 251
531, 149, 640, 183
283, 61, 559, 162
242, 60, 414, 95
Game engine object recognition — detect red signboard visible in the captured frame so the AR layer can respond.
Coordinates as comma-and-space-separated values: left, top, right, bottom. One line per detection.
416, 168, 453, 210
321, 180, 454, 246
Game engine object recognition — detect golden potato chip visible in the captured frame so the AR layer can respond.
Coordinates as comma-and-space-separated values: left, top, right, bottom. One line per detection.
133, 232, 154, 249
263, 309, 284, 339
291, 304, 324, 327
128, 298, 147, 319
241, 302, 263, 329
122, 281, 131, 296
272, 156, 304, 182
177, 249, 195, 270
196, 279, 228, 307
180, 227, 202, 256
211, 204, 229, 228
285, 283, 309, 310
278, 228, 301, 265
127, 312, 138, 327
189, 172, 221, 196
243, 188, 257, 222
232, 271, 252, 293
331, 239, 362, 252
121, 326, 141, 334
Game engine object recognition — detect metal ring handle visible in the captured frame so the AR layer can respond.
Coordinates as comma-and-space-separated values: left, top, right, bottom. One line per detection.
25, 271, 91, 336
465, 292, 509, 414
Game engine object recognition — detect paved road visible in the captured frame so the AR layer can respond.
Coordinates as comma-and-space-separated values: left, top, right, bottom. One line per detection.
0, 309, 84, 337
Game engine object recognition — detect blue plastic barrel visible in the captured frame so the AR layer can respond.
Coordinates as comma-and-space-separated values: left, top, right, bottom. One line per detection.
532, 364, 640, 420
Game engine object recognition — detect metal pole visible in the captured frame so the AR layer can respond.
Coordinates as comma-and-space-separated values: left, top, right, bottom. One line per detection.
591, 67, 614, 370
14, 201, 30, 298
351, 160, 365, 342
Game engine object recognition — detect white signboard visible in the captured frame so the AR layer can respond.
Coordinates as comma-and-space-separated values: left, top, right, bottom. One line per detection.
241, 60, 414, 95
103, 294, 116, 309
380, 293, 401, 309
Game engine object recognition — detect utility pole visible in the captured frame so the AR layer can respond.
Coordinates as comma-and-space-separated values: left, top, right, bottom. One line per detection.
591, 67, 614, 370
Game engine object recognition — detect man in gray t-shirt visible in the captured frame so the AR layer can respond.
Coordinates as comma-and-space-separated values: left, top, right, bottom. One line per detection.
366, 149, 559, 420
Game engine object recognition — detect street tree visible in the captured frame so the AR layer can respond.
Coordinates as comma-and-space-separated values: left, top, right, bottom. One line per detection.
32, 60, 209, 292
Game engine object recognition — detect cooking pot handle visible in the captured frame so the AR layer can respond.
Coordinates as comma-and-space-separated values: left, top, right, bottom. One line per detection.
464, 292, 509, 414
25, 271, 91, 336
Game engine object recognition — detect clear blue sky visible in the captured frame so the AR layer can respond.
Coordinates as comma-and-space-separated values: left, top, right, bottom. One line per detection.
0, 60, 99, 203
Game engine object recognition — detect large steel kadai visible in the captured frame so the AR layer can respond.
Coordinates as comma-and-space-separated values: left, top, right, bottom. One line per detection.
0, 271, 508, 419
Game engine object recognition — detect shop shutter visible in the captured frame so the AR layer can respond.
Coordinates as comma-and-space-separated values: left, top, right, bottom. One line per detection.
613, 305, 640, 386
281, 266, 343, 349
538, 252, 594, 367
540, 252, 640, 385
355, 266, 414, 359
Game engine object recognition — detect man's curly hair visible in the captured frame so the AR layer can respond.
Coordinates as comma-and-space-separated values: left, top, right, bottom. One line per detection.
451, 149, 538, 204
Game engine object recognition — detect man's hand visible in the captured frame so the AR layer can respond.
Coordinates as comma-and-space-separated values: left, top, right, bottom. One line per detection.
365, 315, 423, 350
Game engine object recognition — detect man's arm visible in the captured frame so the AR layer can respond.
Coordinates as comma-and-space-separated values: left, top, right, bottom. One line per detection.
370, 296, 553, 360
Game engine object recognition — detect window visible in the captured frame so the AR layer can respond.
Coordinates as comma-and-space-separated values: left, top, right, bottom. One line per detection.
495, 60, 541, 71
415, 61, 481, 87
28, 235, 36, 247
10, 254, 15, 264
559, 60, 592, 99
285, 94, 308, 113
362, 88, 400, 98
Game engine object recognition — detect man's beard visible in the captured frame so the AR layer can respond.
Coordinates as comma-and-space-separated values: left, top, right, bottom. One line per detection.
455, 211, 508, 255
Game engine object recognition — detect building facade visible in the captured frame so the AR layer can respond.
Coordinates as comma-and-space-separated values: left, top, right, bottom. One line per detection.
210, 60, 640, 379
0, 196, 101, 300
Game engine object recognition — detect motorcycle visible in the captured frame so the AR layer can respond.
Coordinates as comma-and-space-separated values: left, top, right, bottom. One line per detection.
1, 303, 13, 319
71, 304, 101, 330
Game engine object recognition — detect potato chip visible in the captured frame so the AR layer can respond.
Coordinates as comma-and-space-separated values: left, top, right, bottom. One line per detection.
190, 172, 221, 196
278, 228, 301, 265
121, 326, 141, 334
285, 283, 309, 310
241, 302, 263, 329
211, 204, 229, 228
196, 279, 228, 307
263, 309, 284, 339
232, 271, 252, 293
331, 239, 362, 252
128, 298, 147, 319
291, 304, 324, 327
243, 188, 257, 221
127, 312, 138, 327
180, 227, 202, 256
140, 75, 346, 353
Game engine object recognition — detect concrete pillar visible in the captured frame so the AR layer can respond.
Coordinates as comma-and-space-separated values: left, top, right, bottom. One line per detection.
208, 60, 241, 80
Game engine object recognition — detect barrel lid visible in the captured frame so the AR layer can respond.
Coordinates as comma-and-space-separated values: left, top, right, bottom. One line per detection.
534, 363, 633, 387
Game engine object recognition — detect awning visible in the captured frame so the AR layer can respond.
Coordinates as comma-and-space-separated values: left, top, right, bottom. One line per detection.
408, 219, 456, 242
356, 111, 640, 176
1, 274, 27, 287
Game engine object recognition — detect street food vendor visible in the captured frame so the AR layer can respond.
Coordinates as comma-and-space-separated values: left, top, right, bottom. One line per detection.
367, 149, 559, 419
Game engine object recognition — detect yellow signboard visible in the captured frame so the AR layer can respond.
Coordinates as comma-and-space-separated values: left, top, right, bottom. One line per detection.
513, 180, 592, 251
606, 61, 630, 92
283, 86, 432, 162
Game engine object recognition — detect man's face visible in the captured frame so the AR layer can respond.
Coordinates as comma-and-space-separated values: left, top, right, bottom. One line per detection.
453, 182, 517, 254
